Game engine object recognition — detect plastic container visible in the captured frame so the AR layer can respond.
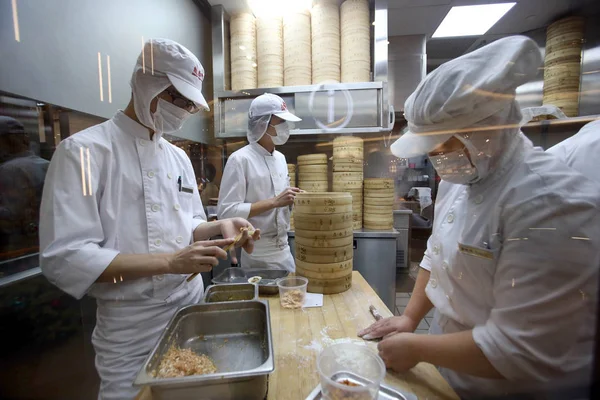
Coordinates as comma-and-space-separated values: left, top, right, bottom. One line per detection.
277, 276, 308, 309
317, 343, 386, 400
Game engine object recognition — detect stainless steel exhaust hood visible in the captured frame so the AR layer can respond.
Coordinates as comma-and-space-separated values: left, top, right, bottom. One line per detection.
210, 0, 394, 139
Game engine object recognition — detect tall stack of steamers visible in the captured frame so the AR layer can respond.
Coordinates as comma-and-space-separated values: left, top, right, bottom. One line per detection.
294, 192, 353, 294
229, 0, 371, 89
297, 154, 329, 192
331, 137, 364, 229
287, 164, 296, 230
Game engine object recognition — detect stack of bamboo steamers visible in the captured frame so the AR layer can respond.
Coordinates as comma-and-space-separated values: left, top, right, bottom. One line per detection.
288, 164, 297, 230
331, 137, 364, 229
297, 154, 329, 192
294, 192, 353, 294
363, 178, 394, 230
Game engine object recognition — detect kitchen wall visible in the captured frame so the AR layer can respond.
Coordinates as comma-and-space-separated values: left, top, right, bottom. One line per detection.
0, 0, 213, 143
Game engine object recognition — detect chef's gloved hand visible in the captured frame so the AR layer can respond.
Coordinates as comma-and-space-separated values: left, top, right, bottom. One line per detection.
219, 217, 261, 263
358, 315, 418, 340
273, 187, 302, 208
169, 238, 234, 274
377, 333, 420, 372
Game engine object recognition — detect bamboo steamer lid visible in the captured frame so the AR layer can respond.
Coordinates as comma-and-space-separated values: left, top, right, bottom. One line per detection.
294, 226, 353, 239
293, 212, 353, 229
295, 234, 354, 248
294, 203, 353, 214
333, 136, 364, 147
546, 16, 584, 37
312, 0, 341, 83
296, 242, 353, 260
299, 164, 328, 173
298, 181, 329, 191
230, 13, 257, 91
308, 281, 352, 294
283, 10, 312, 86
364, 178, 394, 189
296, 258, 352, 273
294, 192, 352, 206
333, 146, 364, 160
298, 153, 328, 164
257, 16, 283, 88
287, 164, 296, 171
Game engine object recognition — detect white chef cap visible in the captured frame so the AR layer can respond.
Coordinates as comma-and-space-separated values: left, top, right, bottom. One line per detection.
391, 35, 542, 159
247, 93, 301, 143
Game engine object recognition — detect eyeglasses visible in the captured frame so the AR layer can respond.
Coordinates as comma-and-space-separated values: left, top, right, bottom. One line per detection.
164, 87, 197, 112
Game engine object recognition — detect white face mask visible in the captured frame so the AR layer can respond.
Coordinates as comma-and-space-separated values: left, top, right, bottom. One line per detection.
153, 98, 193, 134
429, 147, 479, 185
268, 122, 290, 145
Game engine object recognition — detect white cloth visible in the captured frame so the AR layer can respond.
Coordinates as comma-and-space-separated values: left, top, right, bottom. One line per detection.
420, 132, 600, 398
39, 111, 206, 399
391, 36, 542, 159
547, 119, 600, 184
217, 142, 294, 271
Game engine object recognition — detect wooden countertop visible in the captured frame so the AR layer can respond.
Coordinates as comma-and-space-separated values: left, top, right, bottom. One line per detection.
136, 271, 458, 400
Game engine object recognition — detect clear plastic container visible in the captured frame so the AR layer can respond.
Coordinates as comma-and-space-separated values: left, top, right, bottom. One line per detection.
277, 276, 308, 309
317, 343, 386, 400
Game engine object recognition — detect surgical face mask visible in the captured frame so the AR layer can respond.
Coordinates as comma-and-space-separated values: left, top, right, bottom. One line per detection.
268, 122, 290, 145
429, 147, 479, 185
153, 98, 193, 134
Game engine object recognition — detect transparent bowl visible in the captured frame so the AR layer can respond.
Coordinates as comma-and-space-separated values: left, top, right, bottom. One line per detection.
317, 343, 386, 400
277, 276, 308, 309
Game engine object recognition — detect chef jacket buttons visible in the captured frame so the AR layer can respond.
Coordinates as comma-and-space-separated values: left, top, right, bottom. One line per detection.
156, 275, 164, 281
139, 140, 146, 146
430, 278, 438, 288
433, 245, 440, 255
447, 213, 455, 223
474, 194, 484, 204
167, 173, 172, 179
155, 239, 162, 247
176, 236, 183, 244
442, 261, 449, 271
148, 171, 155, 178
151, 204, 160, 212
174, 204, 181, 211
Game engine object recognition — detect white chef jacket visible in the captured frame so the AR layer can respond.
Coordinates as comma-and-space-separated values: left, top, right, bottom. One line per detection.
217, 142, 294, 271
39, 111, 206, 399
547, 119, 600, 184
421, 132, 600, 398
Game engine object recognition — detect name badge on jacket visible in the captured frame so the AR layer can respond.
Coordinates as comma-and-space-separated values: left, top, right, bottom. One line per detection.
458, 243, 494, 260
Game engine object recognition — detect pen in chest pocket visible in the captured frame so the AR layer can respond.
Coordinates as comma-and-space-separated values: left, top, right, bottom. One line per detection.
177, 176, 182, 192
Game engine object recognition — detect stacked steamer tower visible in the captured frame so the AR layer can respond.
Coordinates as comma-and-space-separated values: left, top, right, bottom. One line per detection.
332, 137, 364, 229
293, 192, 354, 294
287, 164, 296, 230
297, 154, 329, 192
363, 178, 394, 230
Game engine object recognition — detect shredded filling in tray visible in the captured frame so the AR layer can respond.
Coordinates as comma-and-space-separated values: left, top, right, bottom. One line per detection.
155, 346, 217, 378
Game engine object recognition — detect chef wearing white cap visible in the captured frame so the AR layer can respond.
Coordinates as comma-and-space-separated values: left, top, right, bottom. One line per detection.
218, 93, 301, 271
358, 36, 600, 398
40, 39, 259, 399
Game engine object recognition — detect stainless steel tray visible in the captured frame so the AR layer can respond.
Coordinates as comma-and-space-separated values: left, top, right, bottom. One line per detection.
305, 371, 418, 400
134, 301, 274, 400
212, 267, 289, 295
203, 283, 258, 303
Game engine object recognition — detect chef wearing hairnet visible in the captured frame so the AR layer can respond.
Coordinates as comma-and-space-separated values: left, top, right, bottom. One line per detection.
547, 119, 600, 184
39, 39, 259, 400
358, 36, 600, 398
218, 93, 301, 271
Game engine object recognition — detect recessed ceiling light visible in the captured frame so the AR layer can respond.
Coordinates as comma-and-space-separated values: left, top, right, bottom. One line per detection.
432, 3, 516, 38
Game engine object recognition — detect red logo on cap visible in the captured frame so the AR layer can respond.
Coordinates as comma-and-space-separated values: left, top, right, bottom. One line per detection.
192, 66, 204, 81
281, 101, 287, 111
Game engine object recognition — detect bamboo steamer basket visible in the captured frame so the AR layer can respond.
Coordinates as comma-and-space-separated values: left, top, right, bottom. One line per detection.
364, 197, 394, 206
363, 205, 393, 214
230, 13, 257, 90
312, 0, 341, 83
295, 234, 354, 248
332, 181, 363, 190
296, 265, 352, 280
294, 192, 352, 206
298, 173, 328, 182
283, 10, 312, 86
295, 243, 353, 263
296, 258, 353, 273
364, 178, 394, 189
298, 153, 328, 165
333, 162, 364, 172
333, 146, 364, 160
299, 164, 328, 174
287, 164, 296, 172
257, 16, 283, 88
341, 0, 370, 82
294, 203, 353, 214
293, 226, 353, 239
298, 181, 329, 192
332, 171, 363, 181
304, 273, 353, 294
333, 136, 364, 147
294, 216, 353, 231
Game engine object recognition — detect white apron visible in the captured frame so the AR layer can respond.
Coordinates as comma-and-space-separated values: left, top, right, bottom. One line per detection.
93, 279, 204, 400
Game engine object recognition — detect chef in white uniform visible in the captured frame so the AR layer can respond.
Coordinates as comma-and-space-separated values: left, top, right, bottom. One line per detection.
547, 119, 600, 184
218, 93, 301, 271
358, 36, 600, 398
39, 39, 259, 400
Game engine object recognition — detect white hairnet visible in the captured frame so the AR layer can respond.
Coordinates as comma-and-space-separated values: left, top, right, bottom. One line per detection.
391, 36, 542, 159
247, 114, 271, 143
130, 65, 171, 133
